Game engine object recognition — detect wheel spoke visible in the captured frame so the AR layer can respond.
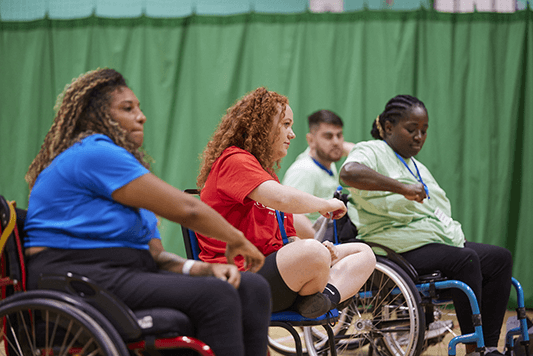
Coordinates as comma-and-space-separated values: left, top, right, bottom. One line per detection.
303, 260, 425, 356
0, 297, 125, 356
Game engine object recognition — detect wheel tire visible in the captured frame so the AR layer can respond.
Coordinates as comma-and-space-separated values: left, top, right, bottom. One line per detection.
0, 297, 128, 356
304, 257, 426, 356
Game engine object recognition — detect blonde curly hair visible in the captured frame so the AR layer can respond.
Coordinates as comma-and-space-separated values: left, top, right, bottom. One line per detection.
25, 68, 148, 190
197, 87, 289, 188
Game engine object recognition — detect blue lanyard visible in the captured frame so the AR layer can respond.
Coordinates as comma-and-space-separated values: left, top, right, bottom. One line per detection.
275, 210, 289, 245
332, 185, 343, 245
386, 142, 430, 199
311, 157, 334, 177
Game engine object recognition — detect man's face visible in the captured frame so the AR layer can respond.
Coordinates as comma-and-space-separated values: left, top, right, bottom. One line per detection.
307, 123, 344, 163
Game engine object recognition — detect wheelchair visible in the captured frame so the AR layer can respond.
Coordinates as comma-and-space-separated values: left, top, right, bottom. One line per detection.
0, 194, 215, 356
295, 199, 531, 356
179, 189, 339, 356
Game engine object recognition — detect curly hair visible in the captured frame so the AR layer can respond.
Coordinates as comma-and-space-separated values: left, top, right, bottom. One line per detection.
197, 87, 289, 188
372, 94, 427, 140
25, 68, 149, 190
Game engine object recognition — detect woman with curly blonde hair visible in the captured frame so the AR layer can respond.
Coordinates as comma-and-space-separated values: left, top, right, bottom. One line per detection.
24, 68, 272, 356
197, 87, 376, 318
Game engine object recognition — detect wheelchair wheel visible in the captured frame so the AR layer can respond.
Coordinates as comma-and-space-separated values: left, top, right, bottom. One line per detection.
269, 322, 334, 356
420, 298, 458, 355
0, 297, 127, 356
268, 325, 308, 356
303, 257, 426, 356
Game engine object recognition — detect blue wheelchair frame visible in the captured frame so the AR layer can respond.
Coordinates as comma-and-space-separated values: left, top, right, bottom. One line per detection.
331, 210, 530, 356
182, 186, 530, 356
181, 222, 339, 356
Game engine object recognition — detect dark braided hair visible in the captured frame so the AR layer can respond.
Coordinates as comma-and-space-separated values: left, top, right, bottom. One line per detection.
372, 95, 427, 140
26, 68, 149, 190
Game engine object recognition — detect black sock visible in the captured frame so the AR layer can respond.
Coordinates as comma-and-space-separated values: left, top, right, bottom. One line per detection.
322, 283, 341, 306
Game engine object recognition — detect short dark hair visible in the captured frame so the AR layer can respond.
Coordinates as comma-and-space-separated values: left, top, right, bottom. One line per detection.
308, 110, 343, 132
372, 95, 427, 140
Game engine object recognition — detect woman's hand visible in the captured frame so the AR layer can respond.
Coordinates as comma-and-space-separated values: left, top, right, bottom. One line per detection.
322, 240, 339, 266
225, 233, 265, 273
402, 183, 427, 203
318, 198, 347, 220
187, 260, 241, 288
208, 263, 241, 288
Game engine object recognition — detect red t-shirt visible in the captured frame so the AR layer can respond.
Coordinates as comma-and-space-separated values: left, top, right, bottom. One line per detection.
197, 146, 296, 270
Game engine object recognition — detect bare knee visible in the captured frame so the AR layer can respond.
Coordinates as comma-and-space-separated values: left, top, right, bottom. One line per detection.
361, 244, 377, 277
299, 239, 331, 266
360, 243, 377, 268
339, 243, 376, 277
276, 239, 331, 293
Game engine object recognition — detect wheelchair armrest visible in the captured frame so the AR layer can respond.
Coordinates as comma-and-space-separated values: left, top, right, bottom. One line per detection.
38, 272, 142, 341
362, 241, 420, 282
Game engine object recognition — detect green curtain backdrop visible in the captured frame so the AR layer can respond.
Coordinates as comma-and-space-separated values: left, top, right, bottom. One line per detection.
1, 9, 531, 308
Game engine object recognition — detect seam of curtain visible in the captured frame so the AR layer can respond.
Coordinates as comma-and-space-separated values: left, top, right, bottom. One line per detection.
1, 9, 531, 31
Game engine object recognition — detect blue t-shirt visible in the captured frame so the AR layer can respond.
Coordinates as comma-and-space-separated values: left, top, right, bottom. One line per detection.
24, 134, 160, 250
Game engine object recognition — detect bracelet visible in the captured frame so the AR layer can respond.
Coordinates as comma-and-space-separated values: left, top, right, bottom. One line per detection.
182, 260, 196, 275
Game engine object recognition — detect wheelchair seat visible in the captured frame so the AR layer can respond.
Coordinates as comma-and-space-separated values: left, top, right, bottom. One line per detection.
38, 273, 195, 339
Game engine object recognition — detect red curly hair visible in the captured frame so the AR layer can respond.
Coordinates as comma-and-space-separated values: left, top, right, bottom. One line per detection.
197, 87, 289, 188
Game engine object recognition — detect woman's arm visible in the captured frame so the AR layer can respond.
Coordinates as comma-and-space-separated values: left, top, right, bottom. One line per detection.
112, 173, 265, 272
339, 162, 426, 203
292, 214, 316, 239
247, 180, 346, 219
148, 239, 241, 288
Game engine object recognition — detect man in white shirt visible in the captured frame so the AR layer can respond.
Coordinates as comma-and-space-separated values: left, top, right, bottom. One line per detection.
282, 110, 354, 238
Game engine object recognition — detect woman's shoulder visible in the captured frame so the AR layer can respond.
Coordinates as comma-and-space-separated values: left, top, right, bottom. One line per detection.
61, 134, 143, 175
74, 134, 131, 158
218, 146, 260, 165
80, 134, 120, 150
221, 146, 253, 157
353, 139, 386, 151
214, 146, 272, 180
346, 140, 387, 161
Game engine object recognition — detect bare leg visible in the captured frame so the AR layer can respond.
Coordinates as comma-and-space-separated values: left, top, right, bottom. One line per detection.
276, 239, 331, 295
328, 243, 376, 302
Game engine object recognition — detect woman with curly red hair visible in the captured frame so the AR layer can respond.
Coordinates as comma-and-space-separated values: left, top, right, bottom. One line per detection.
197, 87, 376, 318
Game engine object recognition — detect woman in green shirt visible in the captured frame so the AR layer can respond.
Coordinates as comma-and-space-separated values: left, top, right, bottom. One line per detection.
339, 94, 512, 356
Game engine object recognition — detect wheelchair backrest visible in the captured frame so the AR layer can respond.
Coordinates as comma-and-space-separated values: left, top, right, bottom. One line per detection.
0, 195, 27, 293
181, 189, 202, 261
181, 225, 201, 260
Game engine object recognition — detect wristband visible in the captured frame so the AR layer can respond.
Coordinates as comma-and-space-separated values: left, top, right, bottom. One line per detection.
182, 260, 195, 275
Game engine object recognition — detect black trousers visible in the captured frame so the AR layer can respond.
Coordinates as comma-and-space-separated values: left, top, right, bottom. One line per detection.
401, 242, 513, 347
26, 248, 271, 356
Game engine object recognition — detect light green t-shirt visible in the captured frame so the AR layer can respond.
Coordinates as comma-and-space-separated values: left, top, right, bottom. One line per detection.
282, 147, 339, 223
341, 140, 465, 253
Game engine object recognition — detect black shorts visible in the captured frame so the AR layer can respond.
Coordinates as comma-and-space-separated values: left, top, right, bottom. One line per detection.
257, 250, 298, 312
